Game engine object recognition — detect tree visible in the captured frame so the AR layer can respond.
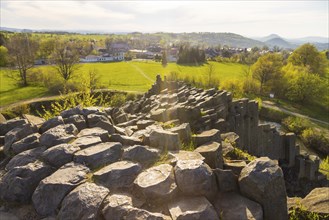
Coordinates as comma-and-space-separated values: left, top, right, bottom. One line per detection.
6, 33, 39, 86
38, 38, 56, 60
288, 43, 327, 76
286, 71, 326, 103
52, 40, 81, 82
161, 50, 168, 67
0, 46, 8, 67
252, 53, 283, 94
205, 62, 219, 88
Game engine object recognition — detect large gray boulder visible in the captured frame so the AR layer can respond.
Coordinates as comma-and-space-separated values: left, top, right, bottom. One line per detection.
214, 192, 263, 220
87, 114, 115, 134
192, 129, 221, 146
63, 114, 87, 131
169, 151, 204, 164
32, 162, 90, 216
168, 196, 219, 220
58, 182, 109, 220
239, 157, 287, 220
39, 124, 78, 148
77, 127, 110, 142
4, 123, 38, 154
194, 141, 223, 169
5, 146, 46, 171
300, 187, 329, 215
134, 164, 178, 201
42, 144, 80, 168
102, 193, 170, 220
149, 129, 180, 151
60, 106, 83, 118
39, 116, 64, 133
174, 159, 217, 199
74, 142, 122, 169
11, 133, 41, 154
168, 123, 191, 144
94, 160, 142, 189
0, 160, 53, 203
71, 135, 102, 149
122, 145, 160, 166
0, 118, 27, 136
109, 134, 142, 146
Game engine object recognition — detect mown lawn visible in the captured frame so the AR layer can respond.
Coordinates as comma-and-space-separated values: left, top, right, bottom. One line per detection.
0, 61, 248, 106
0, 70, 49, 106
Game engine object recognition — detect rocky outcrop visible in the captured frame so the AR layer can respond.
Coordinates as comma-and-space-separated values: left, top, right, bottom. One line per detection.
239, 157, 288, 220
0, 76, 323, 219
168, 196, 219, 220
214, 192, 263, 220
73, 142, 122, 169
39, 124, 78, 148
300, 187, 329, 215
32, 162, 90, 216
0, 160, 53, 203
94, 160, 141, 189
174, 159, 217, 199
58, 182, 109, 220
134, 164, 178, 202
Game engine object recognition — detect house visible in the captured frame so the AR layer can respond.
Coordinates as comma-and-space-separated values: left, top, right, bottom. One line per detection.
80, 52, 125, 63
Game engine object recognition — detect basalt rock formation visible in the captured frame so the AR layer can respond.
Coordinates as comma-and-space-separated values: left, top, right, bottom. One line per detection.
0, 76, 326, 219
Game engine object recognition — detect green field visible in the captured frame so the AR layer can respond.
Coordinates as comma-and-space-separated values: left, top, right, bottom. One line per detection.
0, 61, 247, 106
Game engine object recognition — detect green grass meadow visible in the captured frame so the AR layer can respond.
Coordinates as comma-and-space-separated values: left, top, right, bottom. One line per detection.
0, 61, 247, 106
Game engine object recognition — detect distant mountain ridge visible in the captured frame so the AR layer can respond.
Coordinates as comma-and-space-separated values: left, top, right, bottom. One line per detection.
1, 27, 327, 50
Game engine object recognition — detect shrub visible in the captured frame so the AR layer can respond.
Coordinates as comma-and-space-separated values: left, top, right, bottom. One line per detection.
301, 128, 329, 155
109, 93, 126, 107
289, 202, 329, 220
282, 117, 311, 135
221, 79, 243, 98
319, 156, 329, 180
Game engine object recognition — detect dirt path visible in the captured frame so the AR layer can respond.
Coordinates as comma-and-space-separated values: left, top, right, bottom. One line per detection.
262, 101, 329, 127
0, 95, 62, 112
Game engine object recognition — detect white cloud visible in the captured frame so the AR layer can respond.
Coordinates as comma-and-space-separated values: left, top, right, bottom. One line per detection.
1, 0, 328, 38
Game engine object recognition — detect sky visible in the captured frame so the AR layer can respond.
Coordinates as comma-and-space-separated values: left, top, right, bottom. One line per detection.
1, 0, 328, 38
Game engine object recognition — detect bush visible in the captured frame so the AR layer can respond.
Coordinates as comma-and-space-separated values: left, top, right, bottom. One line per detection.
319, 156, 329, 180
282, 117, 311, 135
301, 128, 329, 155
221, 79, 243, 98
242, 77, 259, 94
110, 94, 126, 107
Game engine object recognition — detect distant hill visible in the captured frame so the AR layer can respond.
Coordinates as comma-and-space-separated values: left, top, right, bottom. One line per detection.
289, 36, 328, 44
254, 34, 282, 42
265, 37, 297, 49
170, 32, 265, 48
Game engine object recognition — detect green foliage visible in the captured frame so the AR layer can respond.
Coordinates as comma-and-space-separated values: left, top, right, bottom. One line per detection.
282, 117, 311, 135
284, 65, 327, 103
319, 156, 329, 180
221, 79, 243, 98
259, 107, 289, 123
177, 45, 206, 64
109, 93, 126, 107
0, 45, 8, 67
289, 202, 329, 220
301, 128, 329, 154
39, 91, 97, 120
252, 53, 283, 94
180, 141, 196, 151
5, 33, 39, 86
288, 43, 327, 76
226, 146, 257, 161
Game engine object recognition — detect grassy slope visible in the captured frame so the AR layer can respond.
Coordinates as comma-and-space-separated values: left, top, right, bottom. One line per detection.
0, 70, 49, 106
0, 61, 246, 106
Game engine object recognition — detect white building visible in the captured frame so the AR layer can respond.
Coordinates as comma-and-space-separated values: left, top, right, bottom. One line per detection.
80, 52, 125, 63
